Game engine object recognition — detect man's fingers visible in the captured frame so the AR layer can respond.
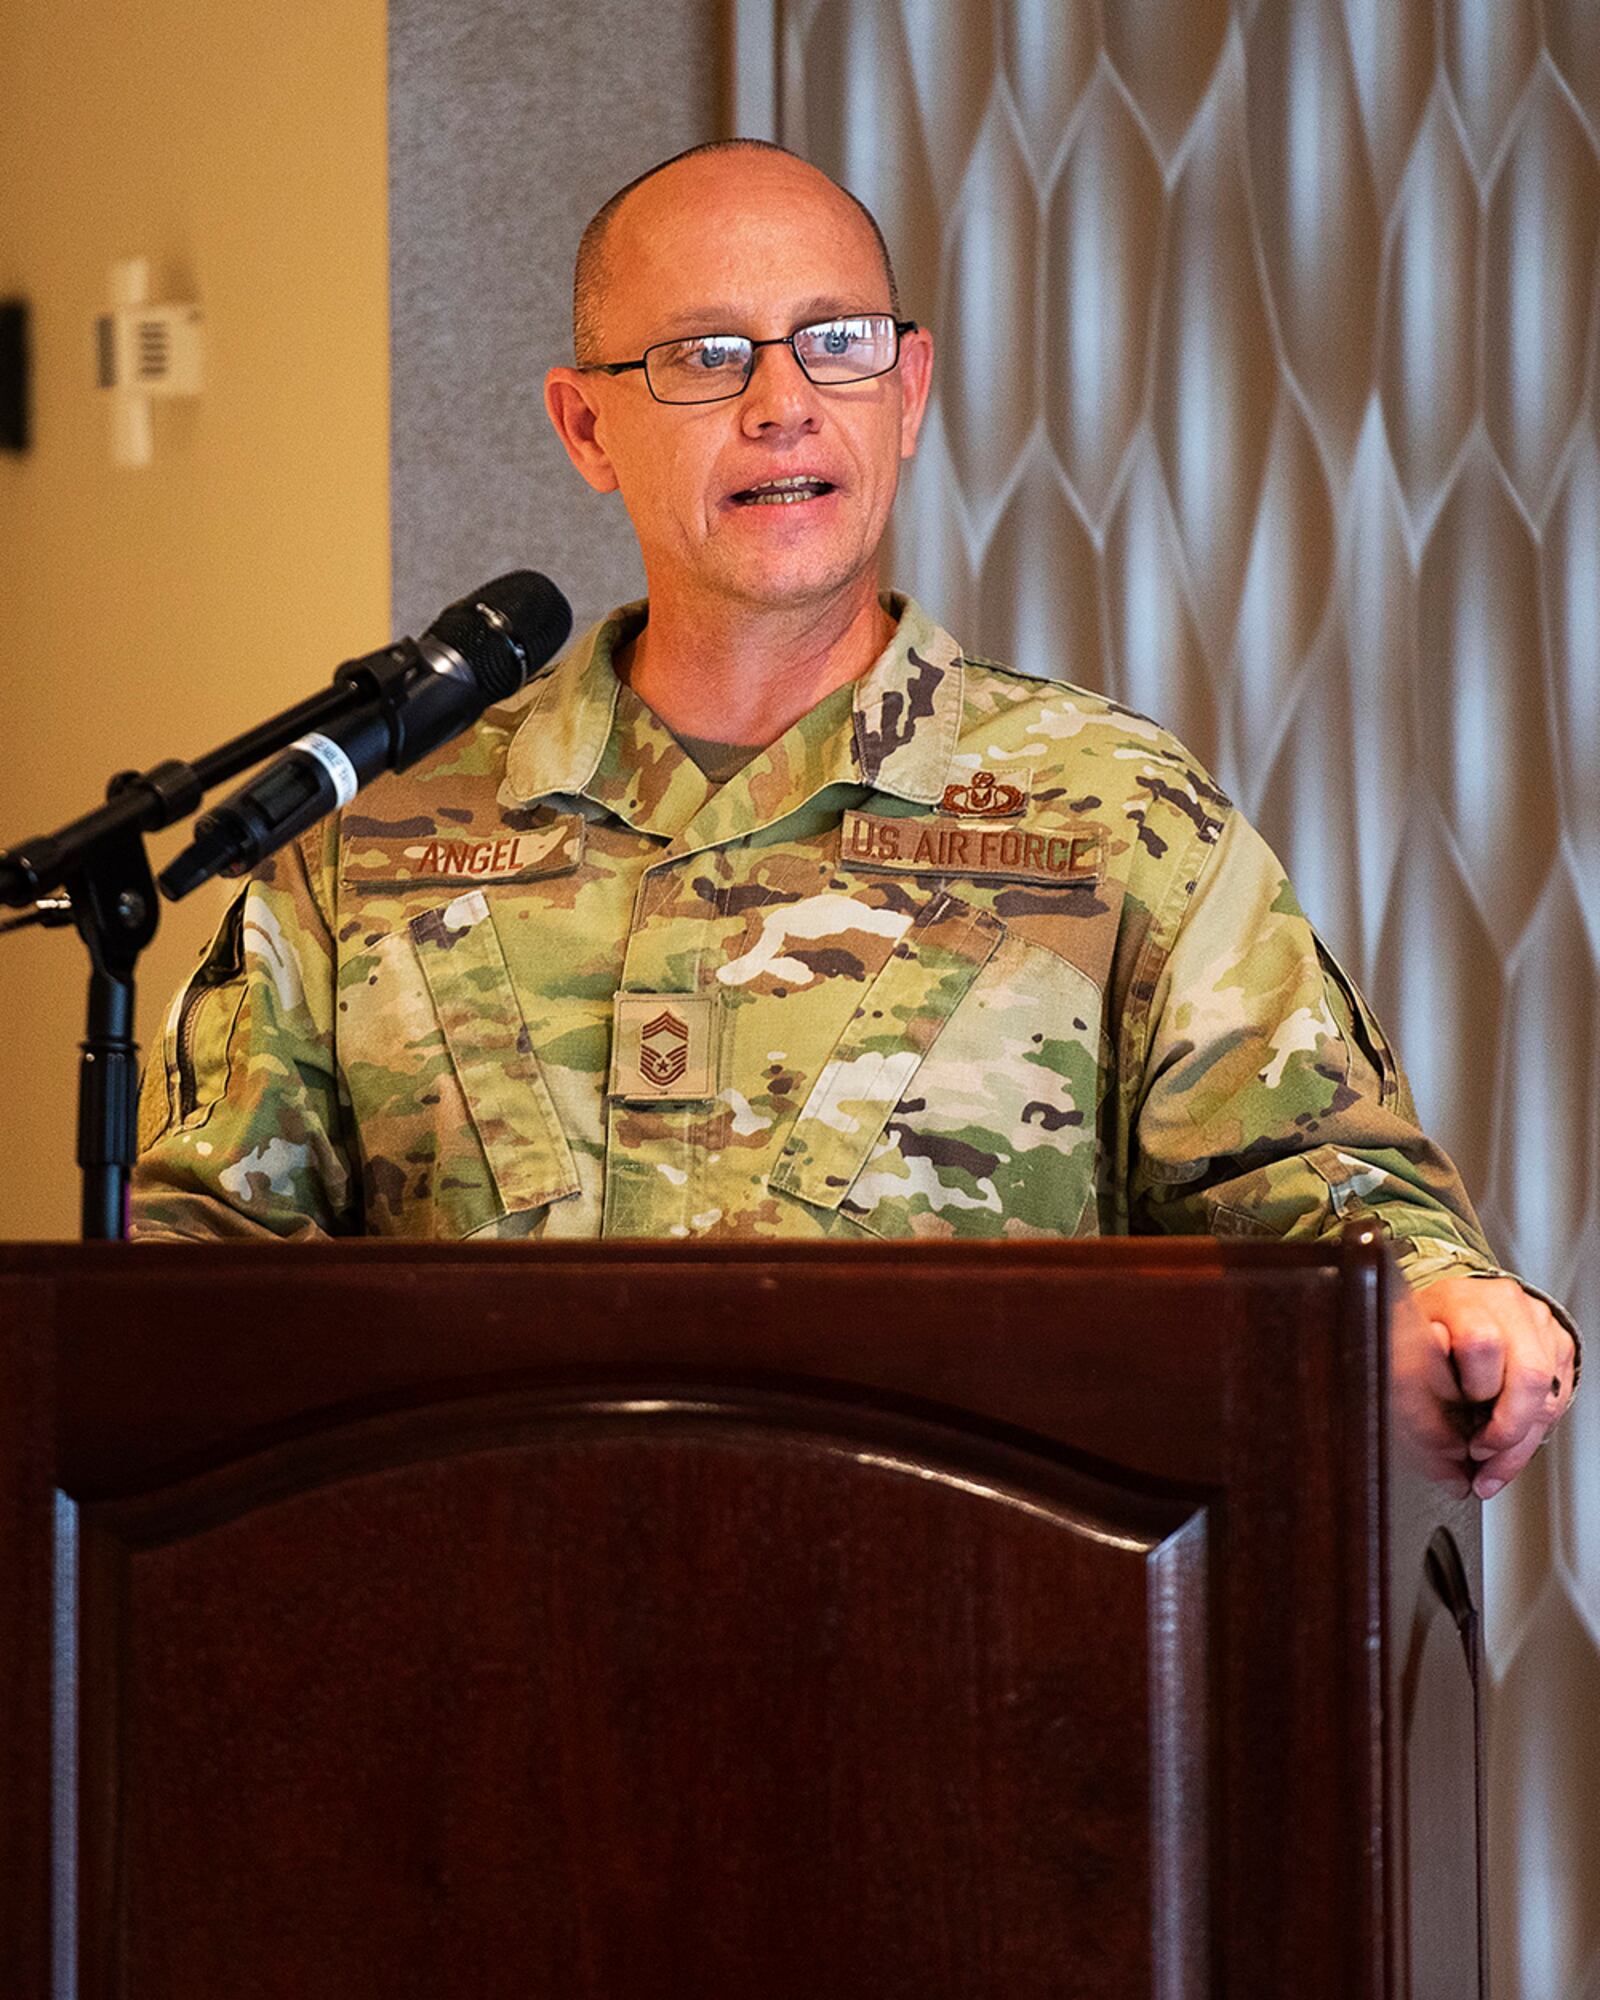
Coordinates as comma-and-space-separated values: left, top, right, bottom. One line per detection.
1466, 1356, 1561, 1461
1443, 1315, 1508, 1405
1402, 1277, 1577, 1497
1411, 1282, 1578, 1499
1472, 1417, 1554, 1498
1420, 1333, 1465, 1403
1391, 1300, 1473, 1487
1470, 1347, 1571, 1493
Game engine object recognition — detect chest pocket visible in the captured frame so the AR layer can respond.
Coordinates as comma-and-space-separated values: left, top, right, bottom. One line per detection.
769, 889, 1106, 1239
341, 889, 580, 1238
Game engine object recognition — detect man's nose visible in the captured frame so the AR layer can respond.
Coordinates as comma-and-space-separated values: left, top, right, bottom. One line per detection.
739, 342, 822, 434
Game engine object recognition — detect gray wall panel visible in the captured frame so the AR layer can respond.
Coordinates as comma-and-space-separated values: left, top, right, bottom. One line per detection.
757, 5, 1600, 1994
390, 0, 721, 637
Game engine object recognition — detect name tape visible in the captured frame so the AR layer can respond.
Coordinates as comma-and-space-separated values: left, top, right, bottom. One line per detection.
841, 811, 1102, 887
341, 816, 584, 888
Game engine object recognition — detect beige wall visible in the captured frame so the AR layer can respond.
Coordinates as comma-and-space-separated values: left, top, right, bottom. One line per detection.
0, 0, 390, 1237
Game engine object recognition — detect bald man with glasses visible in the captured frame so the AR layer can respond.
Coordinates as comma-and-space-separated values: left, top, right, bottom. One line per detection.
133, 141, 1576, 1497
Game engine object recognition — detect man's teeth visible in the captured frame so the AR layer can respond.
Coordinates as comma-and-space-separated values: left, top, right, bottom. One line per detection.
735, 476, 832, 505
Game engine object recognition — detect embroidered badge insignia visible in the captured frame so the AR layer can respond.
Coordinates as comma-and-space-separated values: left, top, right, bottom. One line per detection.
610, 992, 719, 1101
638, 1009, 689, 1089
939, 770, 1027, 818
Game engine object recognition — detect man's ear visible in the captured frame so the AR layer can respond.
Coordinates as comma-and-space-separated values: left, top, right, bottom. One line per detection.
897, 326, 935, 462
544, 368, 621, 493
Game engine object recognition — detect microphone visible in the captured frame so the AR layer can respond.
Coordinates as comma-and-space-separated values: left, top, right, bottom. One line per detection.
158, 570, 571, 900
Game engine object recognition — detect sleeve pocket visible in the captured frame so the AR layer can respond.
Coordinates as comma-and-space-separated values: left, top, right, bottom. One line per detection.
1314, 936, 1400, 1109
141, 889, 249, 1147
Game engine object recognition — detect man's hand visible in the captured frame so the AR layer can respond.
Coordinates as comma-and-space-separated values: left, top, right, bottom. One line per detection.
1392, 1276, 1577, 1497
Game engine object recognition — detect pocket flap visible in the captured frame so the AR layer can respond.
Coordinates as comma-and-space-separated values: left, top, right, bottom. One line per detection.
1314, 935, 1399, 1107
769, 891, 1003, 1212
410, 890, 581, 1213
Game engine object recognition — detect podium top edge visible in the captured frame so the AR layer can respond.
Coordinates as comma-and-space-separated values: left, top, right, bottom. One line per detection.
0, 1233, 1393, 1275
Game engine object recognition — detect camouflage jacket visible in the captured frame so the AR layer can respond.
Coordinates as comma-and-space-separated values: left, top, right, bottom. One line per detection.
128, 596, 1526, 1292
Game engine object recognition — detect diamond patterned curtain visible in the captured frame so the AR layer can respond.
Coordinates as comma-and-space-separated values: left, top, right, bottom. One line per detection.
747, 2, 1600, 1990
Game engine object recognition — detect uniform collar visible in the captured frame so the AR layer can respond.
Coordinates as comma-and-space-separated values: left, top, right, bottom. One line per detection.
501, 593, 966, 842
500, 599, 639, 809
850, 594, 964, 806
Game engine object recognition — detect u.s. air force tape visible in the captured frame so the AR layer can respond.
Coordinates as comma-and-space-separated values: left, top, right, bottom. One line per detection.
291, 732, 360, 808
841, 810, 1103, 887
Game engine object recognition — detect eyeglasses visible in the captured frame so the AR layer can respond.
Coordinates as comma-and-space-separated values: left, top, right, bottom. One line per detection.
586, 314, 918, 405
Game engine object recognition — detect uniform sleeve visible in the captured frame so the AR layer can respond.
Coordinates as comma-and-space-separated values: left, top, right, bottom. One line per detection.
1125, 809, 1579, 1338
129, 826, 356, 1240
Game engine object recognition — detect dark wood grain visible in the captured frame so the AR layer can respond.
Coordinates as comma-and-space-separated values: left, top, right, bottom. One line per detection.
99, 1408, 1194, 1999
49, 1239, 1249, 1497
0, 1237, 1484, 1999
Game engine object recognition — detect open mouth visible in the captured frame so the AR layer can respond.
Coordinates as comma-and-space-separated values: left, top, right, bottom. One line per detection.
730, 475, 837, 507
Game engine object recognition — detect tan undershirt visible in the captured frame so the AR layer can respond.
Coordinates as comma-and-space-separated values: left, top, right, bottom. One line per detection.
668, 728, 763, 786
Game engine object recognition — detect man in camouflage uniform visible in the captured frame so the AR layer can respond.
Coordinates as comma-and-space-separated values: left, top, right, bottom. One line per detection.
132, 140, 1577, 1496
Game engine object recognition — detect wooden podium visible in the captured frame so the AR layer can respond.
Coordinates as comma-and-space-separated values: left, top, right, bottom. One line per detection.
0, 1235, 1483, 1999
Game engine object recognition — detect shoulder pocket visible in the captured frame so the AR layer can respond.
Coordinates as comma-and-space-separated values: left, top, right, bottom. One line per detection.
1314, 936, 1399, 1109
405, 890, 582, 1227
768, 890, 1003, 1212
141, 891, 250, 1149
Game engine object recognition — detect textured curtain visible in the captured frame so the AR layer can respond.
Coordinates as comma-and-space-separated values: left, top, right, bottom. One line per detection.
746, 2, 1600, 1992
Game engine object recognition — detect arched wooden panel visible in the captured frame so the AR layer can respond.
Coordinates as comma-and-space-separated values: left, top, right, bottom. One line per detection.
78, 1395, 1207, 2000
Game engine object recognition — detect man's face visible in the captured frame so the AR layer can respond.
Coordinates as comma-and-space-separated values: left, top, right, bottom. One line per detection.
546, 152, 933, 618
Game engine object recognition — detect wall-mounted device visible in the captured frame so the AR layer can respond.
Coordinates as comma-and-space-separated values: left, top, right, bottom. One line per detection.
95, 259, 203, 468
0, 301, 28, 452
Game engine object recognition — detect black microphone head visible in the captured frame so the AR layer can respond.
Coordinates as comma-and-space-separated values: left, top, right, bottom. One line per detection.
428, 570, 573, 702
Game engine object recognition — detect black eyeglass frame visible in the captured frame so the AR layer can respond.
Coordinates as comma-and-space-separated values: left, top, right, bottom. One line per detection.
583, 316, 920, 404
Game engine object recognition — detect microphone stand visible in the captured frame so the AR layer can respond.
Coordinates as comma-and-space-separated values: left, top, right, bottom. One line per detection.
0, 681, 358, 1241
